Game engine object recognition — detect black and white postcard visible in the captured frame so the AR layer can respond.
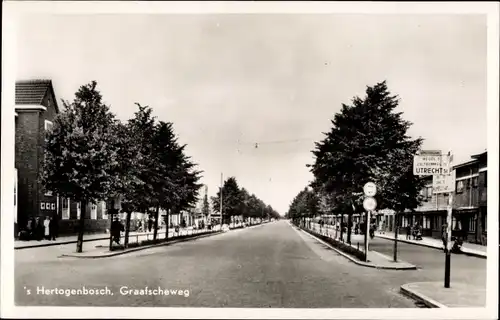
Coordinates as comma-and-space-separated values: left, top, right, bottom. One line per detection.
1, 1, 498, 319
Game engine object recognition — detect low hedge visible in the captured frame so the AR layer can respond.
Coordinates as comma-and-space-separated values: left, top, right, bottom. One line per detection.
302, 227, 366, 261
110, 231, 217, 251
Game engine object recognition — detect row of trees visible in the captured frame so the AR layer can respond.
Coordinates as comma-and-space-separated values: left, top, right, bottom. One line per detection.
210, 177, 281, 224
42, 81, 202, 252
287, 81, 426, 243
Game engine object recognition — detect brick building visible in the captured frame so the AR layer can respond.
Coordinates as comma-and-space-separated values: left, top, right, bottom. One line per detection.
15, 80, 108, 237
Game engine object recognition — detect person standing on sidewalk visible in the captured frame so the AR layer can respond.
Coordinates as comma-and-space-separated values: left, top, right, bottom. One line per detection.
49, 216, 58, 240
111, 217, 124, 245
43, 216, 51, 240
26, 217, 34, 240
406, 224, 411, 240
441, 222, 448, 251
148, 218, 153, 233
35, 217, 44, 241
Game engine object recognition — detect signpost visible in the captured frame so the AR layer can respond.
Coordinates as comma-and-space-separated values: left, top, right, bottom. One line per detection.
413, 151, 451, 176
363, 182, 377, 197
363, 197, 377, 211
433, 169, 456, 194
413, 150, 454, 288
363, 182, 377, 262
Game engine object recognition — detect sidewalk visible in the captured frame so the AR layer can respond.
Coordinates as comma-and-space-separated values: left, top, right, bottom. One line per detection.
15, 229, 185, 249
376, 231, 487, 259
59, 230, 219, 259
298, 223, 417, 270
400, 282, 486, 308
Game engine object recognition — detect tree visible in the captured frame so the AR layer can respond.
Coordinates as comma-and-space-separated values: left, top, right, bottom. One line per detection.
151, 120, 202, 239
110, 120, 144, 249
41, 81, 120, 253
124, 103, 159, 240
201, 186, 210, 221
211, 177, 243, 225
309, 81, 425, 243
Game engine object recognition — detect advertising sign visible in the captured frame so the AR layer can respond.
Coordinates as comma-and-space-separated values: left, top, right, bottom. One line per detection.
433, 170, 456, 194
413, 152, 451, 176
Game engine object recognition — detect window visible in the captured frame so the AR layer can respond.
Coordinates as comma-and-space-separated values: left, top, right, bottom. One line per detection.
41, 202, 46, 210
102, 202, 108, 219
91, 204, 97, 220
433, 216, 440, 230
76, 202, 81, 219
472, 176, 478, 188
419, 188, 426, 197
44, 120, 54, 142
423, 216, 431, 229
44, 120, 54, 132
452, 217, 462, 230
456, 180, 465, 193
62, 198, 70, 220
427, 187, 433, 199
469, 216, 476, 232
51, 203, 56, 210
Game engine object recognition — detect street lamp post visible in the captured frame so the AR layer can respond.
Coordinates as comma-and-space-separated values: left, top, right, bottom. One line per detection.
220, 173, 223, 229
393, 213, 399, 262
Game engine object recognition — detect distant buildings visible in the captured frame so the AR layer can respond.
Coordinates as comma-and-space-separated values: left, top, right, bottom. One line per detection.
14, 80, 107, 237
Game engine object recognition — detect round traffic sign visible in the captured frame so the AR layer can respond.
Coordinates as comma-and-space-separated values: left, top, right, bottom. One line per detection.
363, 182, 377, 197
363, 197, 377, 211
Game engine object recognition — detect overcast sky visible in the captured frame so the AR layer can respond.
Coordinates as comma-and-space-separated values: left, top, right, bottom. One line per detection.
15, 14, 487, 215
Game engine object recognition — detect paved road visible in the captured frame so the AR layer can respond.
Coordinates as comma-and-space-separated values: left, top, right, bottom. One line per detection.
369, 236, 486, 287
15, 220, 483, 308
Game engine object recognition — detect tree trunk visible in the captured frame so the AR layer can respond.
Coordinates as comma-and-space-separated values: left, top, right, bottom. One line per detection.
153, 205, 160, 240
347, 213, 353, 244
165, 208, 170, 240
340, 213, 344, 240
76, 200, 86, 253
108, 199, 115, 251
124, 211, 132, 248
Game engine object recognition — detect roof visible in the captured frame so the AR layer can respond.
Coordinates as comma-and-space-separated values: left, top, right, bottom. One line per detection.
15, 79, 59, 112
453, 159, 479, 170
471, 151, 487, 160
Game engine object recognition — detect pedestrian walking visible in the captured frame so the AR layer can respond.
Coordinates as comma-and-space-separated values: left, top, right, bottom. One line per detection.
49, 216, 58, 240
111, 217, 124, 245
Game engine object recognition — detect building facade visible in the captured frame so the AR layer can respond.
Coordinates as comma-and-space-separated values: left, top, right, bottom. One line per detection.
15, 80, 108, 237
396, 151, 487, 245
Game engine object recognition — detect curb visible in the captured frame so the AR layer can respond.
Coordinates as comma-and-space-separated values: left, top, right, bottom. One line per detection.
16, 223, 270, 250
292, 224, 417, 270
376, 235, 487, 259
400, 284, 448, 308
15, 236, 110, 250
59, 231, 222, 259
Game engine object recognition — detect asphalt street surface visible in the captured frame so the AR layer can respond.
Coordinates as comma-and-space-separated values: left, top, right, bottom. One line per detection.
15, 220, 486, 308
